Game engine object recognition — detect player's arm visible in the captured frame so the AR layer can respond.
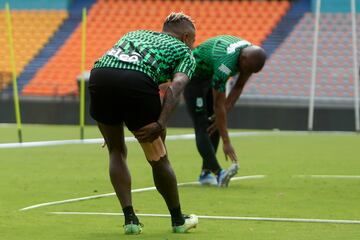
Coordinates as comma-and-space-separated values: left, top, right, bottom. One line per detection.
213, 89, 229, 143
225, 71, 252, 111
133, 73, 189, 143
158, 50, 196, 130
157, 73, 189, 128
209, 61, 238, 162
212, 88, 238, 163
133, 50, 195, 143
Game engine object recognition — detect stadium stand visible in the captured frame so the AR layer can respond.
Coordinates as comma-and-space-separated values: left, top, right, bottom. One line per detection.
21, 0, 289, 96
262, 0, 310, 57
0, 0, 70, 9
245, 12, 360, 102
0, 10, 68, 91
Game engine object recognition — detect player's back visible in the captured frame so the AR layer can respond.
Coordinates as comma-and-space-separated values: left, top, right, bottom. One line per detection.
193, 35, 251, 76
94, 30, 193, 84
193, 35, 247, 63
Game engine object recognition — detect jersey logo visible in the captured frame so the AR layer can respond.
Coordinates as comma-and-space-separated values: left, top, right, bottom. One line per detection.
196, 97, 204, 108
226, 40, 251, 54
218, 64, 231, 75
107, 47, 143, 63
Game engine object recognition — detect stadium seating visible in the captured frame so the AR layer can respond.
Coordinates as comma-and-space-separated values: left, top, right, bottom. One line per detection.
245, 13, 360, 100
22, 0, 289, 96
0, 10, 68, 91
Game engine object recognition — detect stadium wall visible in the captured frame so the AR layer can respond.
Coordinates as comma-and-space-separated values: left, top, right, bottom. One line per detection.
311, 0, 360, 13
0, 0, 70, 9
0, 97, 357, 131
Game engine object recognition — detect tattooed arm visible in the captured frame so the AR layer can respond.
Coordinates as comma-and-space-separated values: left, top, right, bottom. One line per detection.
157, 73, 189, 128
133, 73, 189, 142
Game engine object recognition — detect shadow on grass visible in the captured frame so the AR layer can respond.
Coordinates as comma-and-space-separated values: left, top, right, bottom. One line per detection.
88, 231, 198, 240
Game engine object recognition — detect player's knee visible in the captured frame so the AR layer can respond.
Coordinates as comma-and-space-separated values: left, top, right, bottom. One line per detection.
147, 155, 168, 168
140, 137, 167, 161
106, 142, 127, 159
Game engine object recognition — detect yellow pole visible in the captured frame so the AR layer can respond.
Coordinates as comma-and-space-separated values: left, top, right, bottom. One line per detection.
5, 2, 22, 143
79, 7, 87, 140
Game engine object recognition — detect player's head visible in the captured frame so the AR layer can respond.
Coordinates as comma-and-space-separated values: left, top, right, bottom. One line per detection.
238, 46, 266, 73
162, 12, 196, 49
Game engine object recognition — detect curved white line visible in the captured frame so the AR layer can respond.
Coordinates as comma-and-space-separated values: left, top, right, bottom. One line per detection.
49, 212, 360, 225
19, 175, 266, 211
20, 192, 116, 211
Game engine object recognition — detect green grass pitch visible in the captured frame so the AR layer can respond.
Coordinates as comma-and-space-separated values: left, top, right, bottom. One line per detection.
1, 124, 360, 239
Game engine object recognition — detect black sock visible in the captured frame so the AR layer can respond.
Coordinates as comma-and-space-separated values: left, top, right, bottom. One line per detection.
122, 206, 139, 225
169, 206, 185, 226
202, 169, 211, 175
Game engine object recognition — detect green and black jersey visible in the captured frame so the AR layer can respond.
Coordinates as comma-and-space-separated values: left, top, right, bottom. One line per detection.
193, 35, 252, 92
93, 30, 196, 85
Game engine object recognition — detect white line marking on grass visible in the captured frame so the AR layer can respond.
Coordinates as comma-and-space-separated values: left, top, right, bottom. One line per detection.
19, 175, 265, 211
231, 175, 266, 181
1, 132, 258, 148
49, 212, 360, 225
1, 130, 357, 149
295, 175, 360, 179
19, 192, 116, 211
0, 138, 126, 149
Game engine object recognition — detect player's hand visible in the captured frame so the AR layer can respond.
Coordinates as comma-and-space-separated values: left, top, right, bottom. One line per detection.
207, 121, 218, 135
208, 114, 215, 122
223, 141, 238, 163
207, 114, 217, 135
133, 122, 164, 143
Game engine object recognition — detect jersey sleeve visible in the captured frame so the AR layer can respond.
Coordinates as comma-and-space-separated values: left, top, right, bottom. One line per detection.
173, 50, 196, 79
211, 59, 233, 92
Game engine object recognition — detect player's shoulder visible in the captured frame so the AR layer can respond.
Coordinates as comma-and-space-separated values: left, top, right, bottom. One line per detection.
217, 35, 242, 41
199, 35, 241, 44
195, 35, 246, 53
124, 30, 156, 37
208, 35, 252, 56
215, 35, 250, 46
225, 38, 252, 54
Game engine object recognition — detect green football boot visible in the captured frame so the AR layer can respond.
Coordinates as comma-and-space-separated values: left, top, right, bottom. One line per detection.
172, 214, 198, 233
124, 222, 143, 235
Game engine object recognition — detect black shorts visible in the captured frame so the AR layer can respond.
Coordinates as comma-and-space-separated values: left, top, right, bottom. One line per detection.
89, 68, 161, 131
184, 74, 214, 118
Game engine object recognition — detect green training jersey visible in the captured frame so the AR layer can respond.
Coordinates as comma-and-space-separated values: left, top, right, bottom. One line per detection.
193, 35, 252, 92
93, 30, 196, 85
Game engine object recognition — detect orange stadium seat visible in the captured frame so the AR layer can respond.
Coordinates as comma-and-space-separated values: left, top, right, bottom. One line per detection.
22, 0, 289, 96
0, 10, 68, 91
